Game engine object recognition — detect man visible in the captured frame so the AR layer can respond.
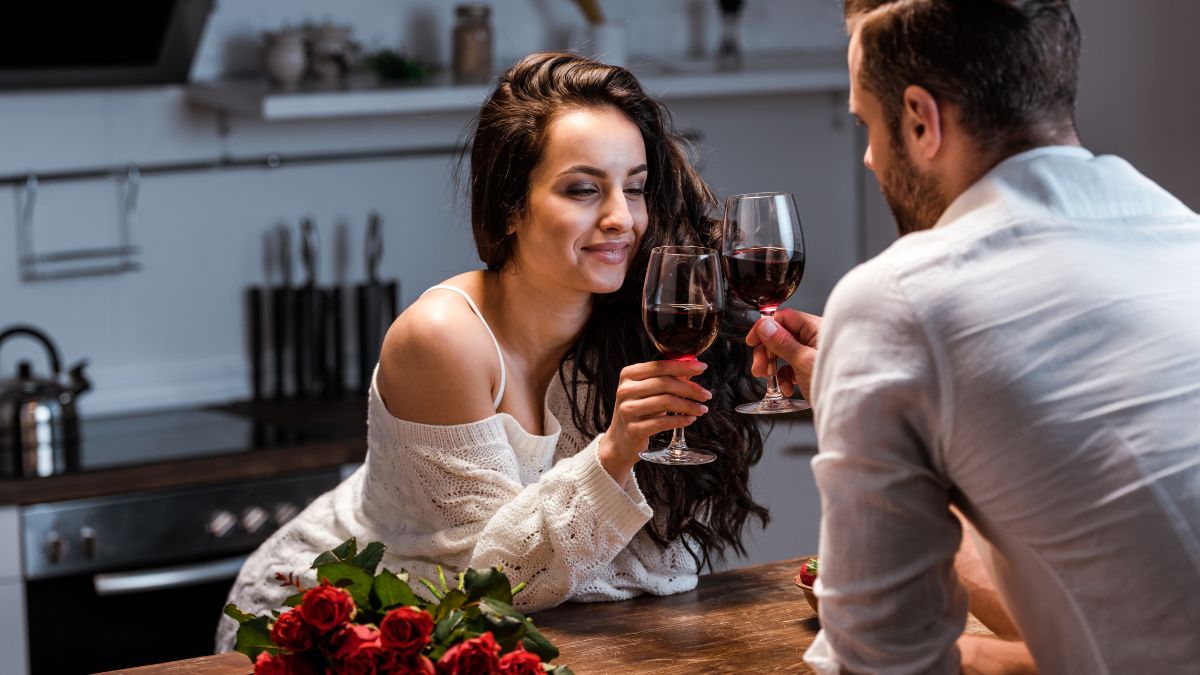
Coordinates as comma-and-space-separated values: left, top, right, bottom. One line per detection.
749, 1, 1200, 672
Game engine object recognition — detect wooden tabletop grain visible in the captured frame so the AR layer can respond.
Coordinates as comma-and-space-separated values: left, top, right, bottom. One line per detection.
104, 557, 994, 674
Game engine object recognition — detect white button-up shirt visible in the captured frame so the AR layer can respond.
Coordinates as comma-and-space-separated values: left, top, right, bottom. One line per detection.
804, 146, 1200, 674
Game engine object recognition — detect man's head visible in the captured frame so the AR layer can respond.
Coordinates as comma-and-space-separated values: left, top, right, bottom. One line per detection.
846, 0, 1082, 234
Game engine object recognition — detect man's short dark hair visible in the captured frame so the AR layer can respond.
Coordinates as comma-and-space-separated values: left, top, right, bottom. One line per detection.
846, 0, 1081, 154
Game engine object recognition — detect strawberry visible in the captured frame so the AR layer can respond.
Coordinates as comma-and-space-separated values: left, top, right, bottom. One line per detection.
799, 557, 819, 586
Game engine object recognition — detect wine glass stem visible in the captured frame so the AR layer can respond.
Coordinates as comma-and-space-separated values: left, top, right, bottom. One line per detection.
668, 424, 688, 457
761, 308, 785, 400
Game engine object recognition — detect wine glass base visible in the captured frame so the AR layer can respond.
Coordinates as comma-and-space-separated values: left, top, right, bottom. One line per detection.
736, 397, 811, 415
639, 446, 717, 465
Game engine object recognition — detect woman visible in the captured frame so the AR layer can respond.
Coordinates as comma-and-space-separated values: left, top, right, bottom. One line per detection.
217, 51, 766, 652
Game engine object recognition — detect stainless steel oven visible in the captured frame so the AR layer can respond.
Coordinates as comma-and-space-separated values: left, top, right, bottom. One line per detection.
0, 404, 362, 674
20, 470, 339, 674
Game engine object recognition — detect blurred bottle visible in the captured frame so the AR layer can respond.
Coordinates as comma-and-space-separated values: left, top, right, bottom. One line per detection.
453, 4, 493, 84
717, 0, 745, 71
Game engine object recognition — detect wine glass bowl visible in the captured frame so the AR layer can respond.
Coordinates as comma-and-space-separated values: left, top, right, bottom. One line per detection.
721, 192, 810, 414
640, 246, 724, 465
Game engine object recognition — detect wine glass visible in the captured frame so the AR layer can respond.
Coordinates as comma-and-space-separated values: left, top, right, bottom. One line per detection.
721, 192, 810, 414
640, 246, 725, 465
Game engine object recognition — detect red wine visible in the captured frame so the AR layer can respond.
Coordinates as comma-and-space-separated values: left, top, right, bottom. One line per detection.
722, 246, 805, 311
644, 304, 723, 360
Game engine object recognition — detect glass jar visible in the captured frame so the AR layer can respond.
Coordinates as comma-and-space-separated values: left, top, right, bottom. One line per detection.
452, 4, 493, 84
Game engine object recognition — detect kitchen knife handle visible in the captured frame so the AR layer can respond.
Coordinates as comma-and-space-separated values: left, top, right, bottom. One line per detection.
247, 287, 263, 401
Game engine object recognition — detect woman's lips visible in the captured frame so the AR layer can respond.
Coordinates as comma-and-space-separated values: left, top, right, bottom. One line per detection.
582, 242, 630, 264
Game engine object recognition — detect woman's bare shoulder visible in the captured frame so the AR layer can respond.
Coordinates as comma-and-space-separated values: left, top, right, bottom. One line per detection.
376, 285, 501, 425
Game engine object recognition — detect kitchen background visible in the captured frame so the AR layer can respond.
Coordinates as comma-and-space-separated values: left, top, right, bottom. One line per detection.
0, 1, 1197, 672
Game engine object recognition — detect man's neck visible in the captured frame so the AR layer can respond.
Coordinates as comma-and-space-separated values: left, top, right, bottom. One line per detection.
941, 127, 1082, 210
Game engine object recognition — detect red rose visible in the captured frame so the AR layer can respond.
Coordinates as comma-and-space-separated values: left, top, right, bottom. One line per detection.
497, 645, 543, 675
330, 624, 389, 675
394, 654, 437, 675
299, 580, 356, 634
270, 609, 315, 652
254, 651, 320, 675
379, 606, 434, 658
437, 632, 501, 675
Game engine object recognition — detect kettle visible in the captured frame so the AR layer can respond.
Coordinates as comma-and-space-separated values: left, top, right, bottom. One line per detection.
0, 325, 90, 478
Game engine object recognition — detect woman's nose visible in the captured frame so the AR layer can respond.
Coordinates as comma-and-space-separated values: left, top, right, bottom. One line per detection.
600, 189, 635, 232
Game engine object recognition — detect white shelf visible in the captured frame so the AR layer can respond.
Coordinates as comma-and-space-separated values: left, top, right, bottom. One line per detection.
186, 52, 848, 121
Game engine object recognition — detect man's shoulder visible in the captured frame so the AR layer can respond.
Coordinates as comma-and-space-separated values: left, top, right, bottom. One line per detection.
827, 232, 954, 321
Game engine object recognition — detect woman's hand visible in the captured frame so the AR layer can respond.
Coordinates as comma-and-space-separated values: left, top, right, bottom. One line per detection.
599, 358, 712, 484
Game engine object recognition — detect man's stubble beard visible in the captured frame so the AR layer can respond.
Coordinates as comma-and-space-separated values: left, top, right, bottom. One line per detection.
880, 136, 949, 236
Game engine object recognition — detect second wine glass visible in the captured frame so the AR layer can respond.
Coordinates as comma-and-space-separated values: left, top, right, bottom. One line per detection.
722, 192, 810, 414
640, 246, 724, 465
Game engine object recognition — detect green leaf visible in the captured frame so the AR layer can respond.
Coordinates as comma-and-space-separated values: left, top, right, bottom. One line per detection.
352, 541, 386, 574
548, 666, 576, 675
434, 588, 468, 621
477, 597, 527, 648
371, 568, 421, 611
232, 616, 279, 662
282, 591, 305, 608
521, 619, 560, 661
311, 551, 340, 568
331, 537, 358, 561
432, 608, 465, 645
317, 562, 374, 608
463, 567, 514, 604
222, 603, 257, 624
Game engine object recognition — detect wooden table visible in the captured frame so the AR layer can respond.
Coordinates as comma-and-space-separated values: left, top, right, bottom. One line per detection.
103, 557, 993, 674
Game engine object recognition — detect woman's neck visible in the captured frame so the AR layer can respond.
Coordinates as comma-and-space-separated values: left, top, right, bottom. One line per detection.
480, 267, 591, 377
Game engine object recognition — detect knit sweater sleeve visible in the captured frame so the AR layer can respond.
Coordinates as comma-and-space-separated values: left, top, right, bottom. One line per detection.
363, 407, 656, 612
468, 434, 660, 609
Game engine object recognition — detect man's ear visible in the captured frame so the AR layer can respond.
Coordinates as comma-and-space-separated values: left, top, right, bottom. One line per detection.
901, 84, 943, 166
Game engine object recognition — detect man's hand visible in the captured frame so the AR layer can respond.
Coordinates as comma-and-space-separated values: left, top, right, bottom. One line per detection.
958, 635, 1038, 674
746, 309, 821, 401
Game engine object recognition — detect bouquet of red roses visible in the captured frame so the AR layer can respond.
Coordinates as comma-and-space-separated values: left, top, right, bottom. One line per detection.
224, 537, 574, 674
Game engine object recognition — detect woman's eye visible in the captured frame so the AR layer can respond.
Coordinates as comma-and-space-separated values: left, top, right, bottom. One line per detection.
624, 186, 645, 198
566, 185, 599, 198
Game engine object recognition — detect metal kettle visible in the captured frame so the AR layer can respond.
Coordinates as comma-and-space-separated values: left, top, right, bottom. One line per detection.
0, 325, 90, 478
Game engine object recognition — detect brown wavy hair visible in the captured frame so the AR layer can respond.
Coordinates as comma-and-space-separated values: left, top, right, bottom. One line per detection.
845, 0, 1081, 154
464, 51, 768, 571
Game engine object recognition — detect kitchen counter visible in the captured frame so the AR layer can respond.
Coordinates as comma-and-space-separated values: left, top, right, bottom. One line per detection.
0, 397, 367, 506
102, 557, 996, 674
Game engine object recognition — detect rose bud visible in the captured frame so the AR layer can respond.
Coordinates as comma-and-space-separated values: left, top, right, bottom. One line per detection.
269, 609, 315, 652
298, 581, 356, 634
498, 644, 544, 675
330, 624, 387, 675
379, 606, 434, 658
437, 632, 501, 675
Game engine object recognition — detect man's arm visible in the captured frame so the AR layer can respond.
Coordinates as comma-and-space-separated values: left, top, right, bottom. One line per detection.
803, 261, 969, 673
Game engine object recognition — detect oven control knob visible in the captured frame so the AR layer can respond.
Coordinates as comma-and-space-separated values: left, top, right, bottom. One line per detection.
44, 531, 66, 564
79, 526, 98, 559
241, 506, 270, 534
273, 502, 300, 526
207, 510, 238, 539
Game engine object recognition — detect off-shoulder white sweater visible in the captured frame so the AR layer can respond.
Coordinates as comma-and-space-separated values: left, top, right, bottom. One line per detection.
216, 316, 698, 653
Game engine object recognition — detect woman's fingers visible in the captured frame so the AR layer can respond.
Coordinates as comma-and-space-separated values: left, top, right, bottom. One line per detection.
620, 393, 709, 419
620, 358, 707, 382
618, 373, 711, 403
629, 415, 697, 439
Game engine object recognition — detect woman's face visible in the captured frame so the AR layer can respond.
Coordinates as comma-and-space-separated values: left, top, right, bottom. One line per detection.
508, 106, 649, 296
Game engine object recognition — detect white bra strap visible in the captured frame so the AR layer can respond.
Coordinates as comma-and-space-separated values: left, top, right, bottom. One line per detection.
421, 284, 506, 409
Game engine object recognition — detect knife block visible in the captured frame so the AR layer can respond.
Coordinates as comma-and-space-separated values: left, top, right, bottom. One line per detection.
245, 279, 397, 400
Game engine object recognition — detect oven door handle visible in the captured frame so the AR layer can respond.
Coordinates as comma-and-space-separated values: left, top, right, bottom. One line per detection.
93, 555, 248, 596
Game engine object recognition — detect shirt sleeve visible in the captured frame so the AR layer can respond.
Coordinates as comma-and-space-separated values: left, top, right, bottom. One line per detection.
804, 259, 969, 674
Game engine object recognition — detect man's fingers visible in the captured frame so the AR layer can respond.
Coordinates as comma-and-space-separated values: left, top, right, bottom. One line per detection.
774, 309, 821, 348
755, 316, 809, 366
